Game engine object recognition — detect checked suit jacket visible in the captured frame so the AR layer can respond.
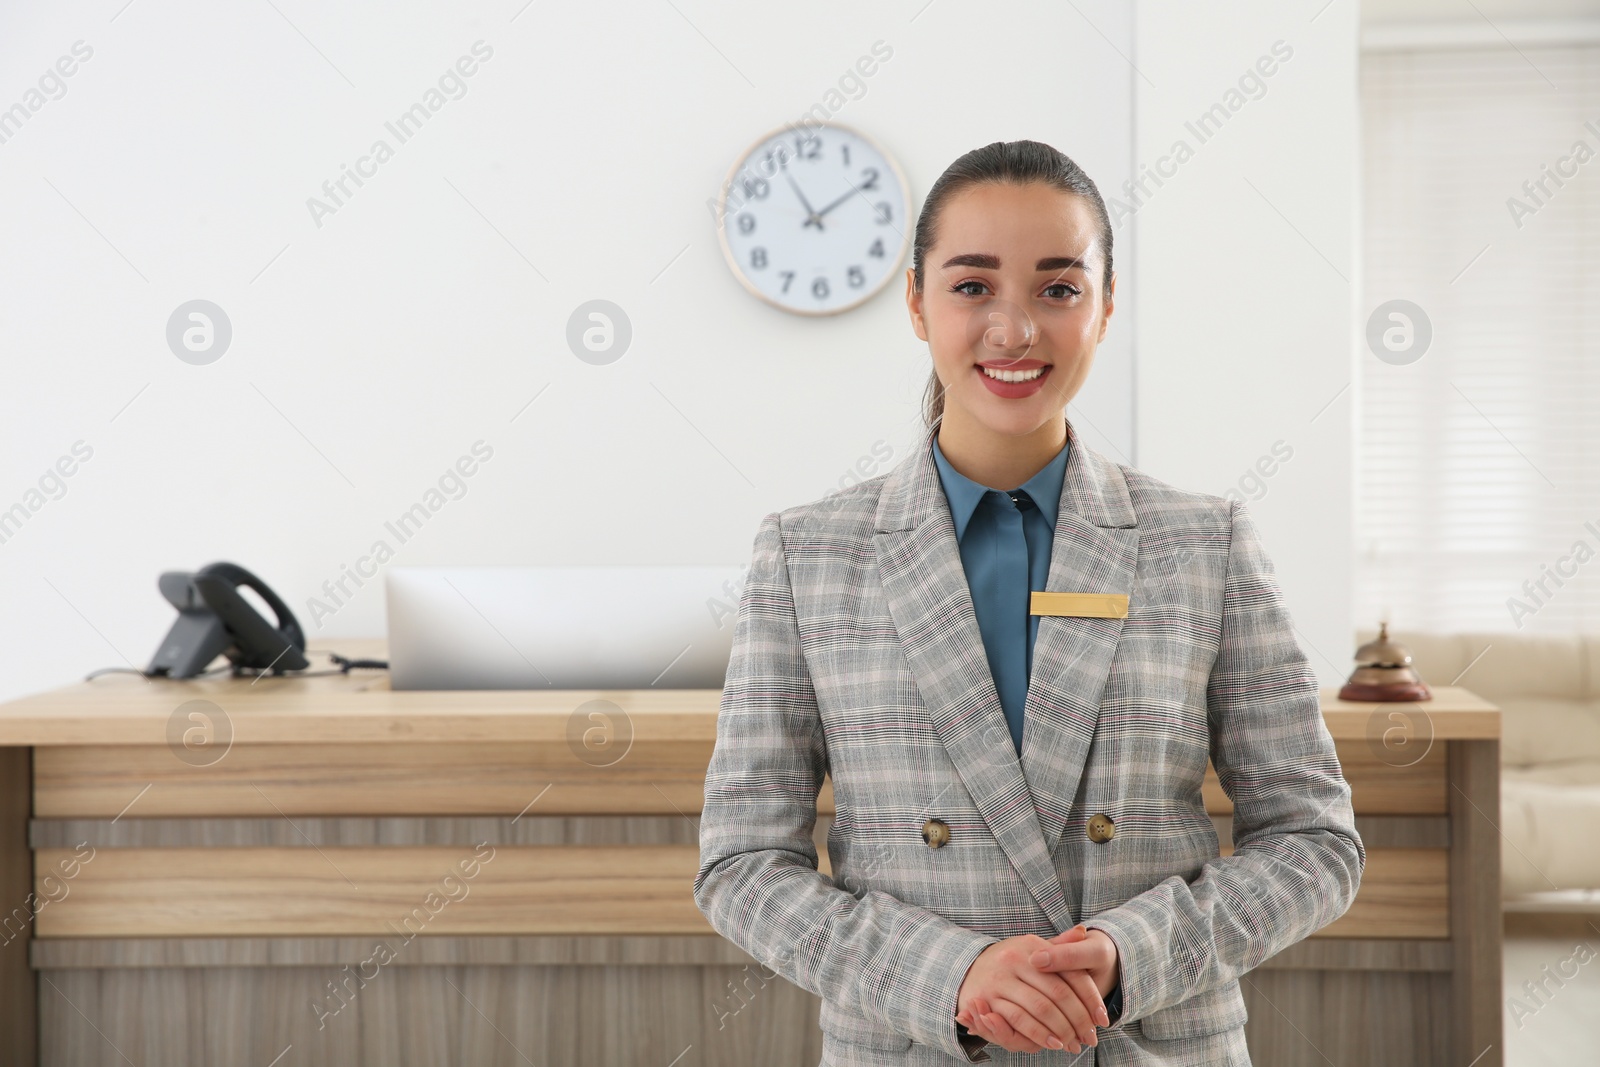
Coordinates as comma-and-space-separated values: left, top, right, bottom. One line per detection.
693, 418, 1366, 1065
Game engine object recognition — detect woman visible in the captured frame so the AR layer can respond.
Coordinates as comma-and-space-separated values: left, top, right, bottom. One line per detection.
694, 140, 1364, 1066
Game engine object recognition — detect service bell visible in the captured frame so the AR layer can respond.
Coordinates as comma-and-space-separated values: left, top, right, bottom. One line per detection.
1338, 621, 1432, 702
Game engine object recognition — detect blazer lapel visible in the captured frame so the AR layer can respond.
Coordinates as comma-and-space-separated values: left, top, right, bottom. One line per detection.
1021, 424, 1139, 859
873, 417, 1138, 930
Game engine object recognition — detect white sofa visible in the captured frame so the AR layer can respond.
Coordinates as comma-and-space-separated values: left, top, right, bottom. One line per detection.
1354, 628, 1600, 905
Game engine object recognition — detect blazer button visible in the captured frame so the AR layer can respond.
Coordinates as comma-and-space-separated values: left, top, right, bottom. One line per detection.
922, 818, 950, 849
1087, 813, 1115, 843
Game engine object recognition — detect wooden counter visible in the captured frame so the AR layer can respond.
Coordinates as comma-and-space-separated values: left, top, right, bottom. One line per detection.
0, 646, 1500, 1066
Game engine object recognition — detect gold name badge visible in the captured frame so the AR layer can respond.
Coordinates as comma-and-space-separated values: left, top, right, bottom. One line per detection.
1030, 592, 1129, 619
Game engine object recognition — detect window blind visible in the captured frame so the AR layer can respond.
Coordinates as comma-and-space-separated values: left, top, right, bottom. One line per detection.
1359, 42, 1600, 634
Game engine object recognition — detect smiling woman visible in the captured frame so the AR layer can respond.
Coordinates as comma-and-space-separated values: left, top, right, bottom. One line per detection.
695, 139, 1364, 1067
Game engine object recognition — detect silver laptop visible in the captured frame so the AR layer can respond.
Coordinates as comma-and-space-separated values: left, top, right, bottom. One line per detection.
385, 566, 746, 690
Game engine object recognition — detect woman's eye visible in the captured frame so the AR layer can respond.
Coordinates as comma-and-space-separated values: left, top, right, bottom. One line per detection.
949, 280, 988, 296
1044, 283, 1081, 299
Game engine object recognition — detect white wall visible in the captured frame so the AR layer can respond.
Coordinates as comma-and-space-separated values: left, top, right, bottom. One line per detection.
0, 0, 1137, 699
1130, 1, 1360, 686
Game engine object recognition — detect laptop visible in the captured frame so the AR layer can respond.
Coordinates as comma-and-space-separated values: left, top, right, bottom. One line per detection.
384, 565, 746, 690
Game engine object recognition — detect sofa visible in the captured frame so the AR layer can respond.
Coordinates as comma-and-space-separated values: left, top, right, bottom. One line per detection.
1354, 627, 1600, 907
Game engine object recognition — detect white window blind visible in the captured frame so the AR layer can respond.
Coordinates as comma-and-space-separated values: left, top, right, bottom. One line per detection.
1359, 41, 1600, 634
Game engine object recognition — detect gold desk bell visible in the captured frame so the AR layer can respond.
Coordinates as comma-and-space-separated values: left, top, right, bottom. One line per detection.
1338, 621, 1432, 702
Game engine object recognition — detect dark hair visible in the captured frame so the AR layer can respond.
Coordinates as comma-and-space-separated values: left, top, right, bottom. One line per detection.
912, 140, 1114, 428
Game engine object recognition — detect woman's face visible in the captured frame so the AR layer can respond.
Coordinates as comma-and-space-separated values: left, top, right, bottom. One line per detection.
906, 181, 1114, 437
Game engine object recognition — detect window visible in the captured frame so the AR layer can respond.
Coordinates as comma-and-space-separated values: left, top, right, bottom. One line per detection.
1360, 41, 1600, 633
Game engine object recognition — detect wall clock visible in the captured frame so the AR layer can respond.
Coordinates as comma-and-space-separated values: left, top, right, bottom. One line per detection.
715, 122, 911, 316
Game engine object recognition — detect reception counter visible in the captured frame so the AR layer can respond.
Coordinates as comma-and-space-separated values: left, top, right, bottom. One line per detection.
0, 643, 1500, 1066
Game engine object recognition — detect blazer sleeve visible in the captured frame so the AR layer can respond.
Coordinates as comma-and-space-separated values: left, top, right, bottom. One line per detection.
693, 510, 999, 1063
1083, 497, 1367, 1027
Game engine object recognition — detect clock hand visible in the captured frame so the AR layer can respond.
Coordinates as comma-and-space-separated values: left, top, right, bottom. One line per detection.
785, 172, 825, 230
813, 180, 864, 221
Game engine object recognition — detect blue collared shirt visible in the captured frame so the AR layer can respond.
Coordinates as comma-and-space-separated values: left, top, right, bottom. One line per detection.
931, 431, 1069, 749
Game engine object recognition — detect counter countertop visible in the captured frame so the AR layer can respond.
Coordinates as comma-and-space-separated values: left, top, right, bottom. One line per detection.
0, 640, 1499, 747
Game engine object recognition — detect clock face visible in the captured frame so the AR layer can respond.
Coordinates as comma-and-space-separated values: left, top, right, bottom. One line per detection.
716, 123, 911, 316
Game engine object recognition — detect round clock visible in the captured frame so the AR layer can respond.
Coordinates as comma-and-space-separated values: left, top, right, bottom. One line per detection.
715, 122, 911, 316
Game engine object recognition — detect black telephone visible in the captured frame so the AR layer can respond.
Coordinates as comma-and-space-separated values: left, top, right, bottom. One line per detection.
146, 562, 310, 679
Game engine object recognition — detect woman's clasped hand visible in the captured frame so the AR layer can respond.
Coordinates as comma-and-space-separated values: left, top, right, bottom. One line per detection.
954, 924, 1121, 1056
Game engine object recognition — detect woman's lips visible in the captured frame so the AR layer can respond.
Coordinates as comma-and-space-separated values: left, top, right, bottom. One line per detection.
975, 362, 1053, 399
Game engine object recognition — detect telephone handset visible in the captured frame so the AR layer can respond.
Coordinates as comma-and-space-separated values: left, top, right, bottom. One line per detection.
146, 562, 310, 678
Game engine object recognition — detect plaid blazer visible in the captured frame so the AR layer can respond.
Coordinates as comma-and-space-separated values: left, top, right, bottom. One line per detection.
694, 419, 1365, 1065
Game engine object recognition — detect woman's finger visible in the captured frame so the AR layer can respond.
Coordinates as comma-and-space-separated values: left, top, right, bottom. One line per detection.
1060, 966, 1111, 1028
1048, 923, 1089, 944
985, 995, 1079, 1055
960, 999, 1001, 1048
957, 1007, 996, 1042
980, 1008, 1044, 1054
970, 996, 1044, 1054
1013, 967, 1098, 1049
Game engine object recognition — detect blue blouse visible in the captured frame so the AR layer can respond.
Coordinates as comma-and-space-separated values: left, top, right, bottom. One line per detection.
930, 431, 1069, 755
929, 429, 1124, 1029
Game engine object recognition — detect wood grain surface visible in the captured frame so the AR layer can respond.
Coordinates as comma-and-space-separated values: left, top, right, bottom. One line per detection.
34, 843, 1443, 940
33, 740, 1439, 818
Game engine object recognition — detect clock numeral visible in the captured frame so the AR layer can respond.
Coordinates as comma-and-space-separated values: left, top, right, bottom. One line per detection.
847, 266, 865, 288
750, 248, 767, 270
779, 271, 795, 294
874, 202, 892, 225
812, 276, 830, 300
859, 167, 879, 191
742, 177, 770, 200
737, 214, 755, 235
795, 133, 821, 160
841, 144, 850, 167
868, 238, 885, 258
764, 146, 790, 172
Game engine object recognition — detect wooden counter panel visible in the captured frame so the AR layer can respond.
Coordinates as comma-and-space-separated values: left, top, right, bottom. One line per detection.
31, 934, 1458, 972
38, 739, 1428, 820
31, 933, 763, 969
1322, 847, 1449, 939
31, 743, 789, 818
33, 845, 723, 938
0, 747, 34, 1066
1217, 845, 1449, 939
35, 844, 1437, 940
1204, 741, 1448, 815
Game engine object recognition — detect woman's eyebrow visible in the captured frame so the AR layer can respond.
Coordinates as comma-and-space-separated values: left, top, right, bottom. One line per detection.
1036, 255, 1087, 272
939, 252, 1088, 271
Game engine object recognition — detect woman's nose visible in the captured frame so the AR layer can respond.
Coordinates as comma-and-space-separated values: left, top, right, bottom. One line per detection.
973, 298, 1038, 353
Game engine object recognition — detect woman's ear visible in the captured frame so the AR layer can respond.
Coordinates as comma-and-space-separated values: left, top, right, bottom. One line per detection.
905, 267, 929, 342
1096, 270, 1117, 343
